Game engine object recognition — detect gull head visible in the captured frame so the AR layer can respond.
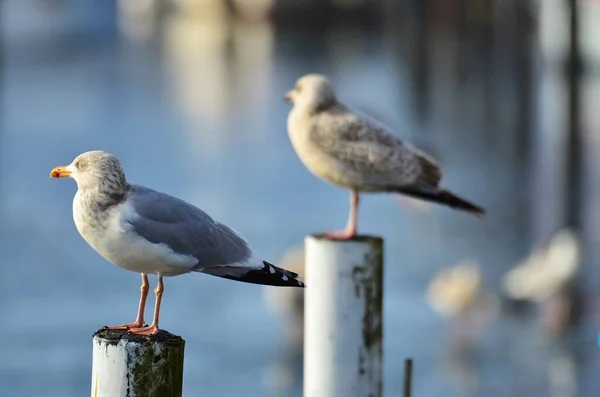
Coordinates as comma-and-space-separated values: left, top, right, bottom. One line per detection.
285, 74, 336, 111
50, 150, 129, 192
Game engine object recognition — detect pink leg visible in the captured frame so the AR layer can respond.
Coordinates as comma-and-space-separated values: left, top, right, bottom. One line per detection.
323, 190, 359, 240
104, 274, 149, 330
128, 276, 163, 336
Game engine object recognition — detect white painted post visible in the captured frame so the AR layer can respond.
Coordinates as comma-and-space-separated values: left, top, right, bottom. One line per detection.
303, 235, 384, 397
91, 329, 185, 397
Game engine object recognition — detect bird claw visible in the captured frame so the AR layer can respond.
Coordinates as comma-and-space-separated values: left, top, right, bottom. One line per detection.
103, 325, 129, 331
127, 325, 159, 336
322, 229, 356, 241
103, 321, 145, 331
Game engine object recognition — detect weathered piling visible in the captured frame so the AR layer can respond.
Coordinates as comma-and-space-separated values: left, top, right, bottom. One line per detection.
91, 329, 185, 397
403, 358, 413, 397
303, 235, 384, 397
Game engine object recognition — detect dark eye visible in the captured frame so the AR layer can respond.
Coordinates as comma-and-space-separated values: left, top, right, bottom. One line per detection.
295, 84, 301, 92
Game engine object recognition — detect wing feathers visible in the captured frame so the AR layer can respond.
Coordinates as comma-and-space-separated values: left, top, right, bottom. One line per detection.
199, 261, 305, 288
396, 188, 485, 216
414, 152, 442, 190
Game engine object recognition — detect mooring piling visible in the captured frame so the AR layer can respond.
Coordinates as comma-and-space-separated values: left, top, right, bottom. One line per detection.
404, 358, 413, 397
303, 234, 384, 397
91, 329, 185, 397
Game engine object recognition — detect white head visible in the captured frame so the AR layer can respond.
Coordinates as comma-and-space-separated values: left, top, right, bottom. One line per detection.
284, 74, 337, 112
50, 150, 129, 192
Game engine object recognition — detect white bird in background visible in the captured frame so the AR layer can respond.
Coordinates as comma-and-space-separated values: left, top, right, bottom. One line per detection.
50, 151, 305, 336
262, 245, 305, 347
427, 260, 488, 318
427, 260, 497, 393
503, 229, 580, 303
503, 229, 582, 394
262, 245, 305, 392
285, 73, 485, 240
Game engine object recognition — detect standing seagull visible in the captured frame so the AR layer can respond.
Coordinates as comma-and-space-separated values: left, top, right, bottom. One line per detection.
285, 74, 484, 239
50, 151, 304, 336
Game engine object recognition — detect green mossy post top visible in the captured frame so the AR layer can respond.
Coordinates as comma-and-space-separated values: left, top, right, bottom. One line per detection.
93, 328, 184, 347
92, 328, 185, 397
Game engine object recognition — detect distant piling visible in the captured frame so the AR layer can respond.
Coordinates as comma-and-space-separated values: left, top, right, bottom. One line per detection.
91, 329, 185, 397
303, 235, 384, 397
403, 358, 413, 397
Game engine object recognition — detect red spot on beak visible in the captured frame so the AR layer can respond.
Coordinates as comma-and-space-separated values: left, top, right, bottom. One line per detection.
50, 166, 71, 178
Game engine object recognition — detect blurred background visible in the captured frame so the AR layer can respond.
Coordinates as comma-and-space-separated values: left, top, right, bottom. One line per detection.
1, 0, 600, 396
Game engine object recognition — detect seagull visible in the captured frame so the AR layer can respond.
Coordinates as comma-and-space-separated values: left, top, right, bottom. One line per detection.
426, 260, 483, 318
285, 74, 485, 240
503, 229, 580, 303
50, 150, 305, 336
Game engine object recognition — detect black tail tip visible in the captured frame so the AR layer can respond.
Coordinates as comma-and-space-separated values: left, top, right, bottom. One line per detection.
220, 262, 306, 287
396, 187, 485, 217
263, 261, 306, 288
440, 190, 485, 217
467, 205, 486, 217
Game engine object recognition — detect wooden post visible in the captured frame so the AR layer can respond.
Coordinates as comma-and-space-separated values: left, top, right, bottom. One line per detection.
303, 235, 384, 397
565, 0, 582, 228
91, 329, 185, 397
403, 358, 413, 397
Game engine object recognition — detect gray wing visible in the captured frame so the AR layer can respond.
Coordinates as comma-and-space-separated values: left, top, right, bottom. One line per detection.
312, 104, 441, 189
126, 185, 252, 269
125, 186, 305, 287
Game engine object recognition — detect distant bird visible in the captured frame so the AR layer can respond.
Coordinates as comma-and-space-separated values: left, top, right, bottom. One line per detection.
50, 151, 305, 336
503, 229, 580, 303
427, 260, 496, 393
262, 245, 305, 392
262, 245, 305, 347
427, 260, 484, 318
285, 74, 485, 240
502, 229, 581, 338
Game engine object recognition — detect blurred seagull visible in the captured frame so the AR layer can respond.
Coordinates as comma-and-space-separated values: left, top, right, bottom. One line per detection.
262, 245, 305, 347
285, 74, 484, 240
503, 229, 581, 338
50, 151, 305, 336
503, 229, 580, 303
427, 260, 484, 318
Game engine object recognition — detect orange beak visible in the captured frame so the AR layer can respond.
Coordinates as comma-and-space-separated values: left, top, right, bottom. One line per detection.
50, 166, 71, 178
284, 91, 293, 102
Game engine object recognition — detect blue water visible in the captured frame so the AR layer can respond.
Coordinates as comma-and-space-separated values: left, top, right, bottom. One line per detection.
1, 4, 599, 397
